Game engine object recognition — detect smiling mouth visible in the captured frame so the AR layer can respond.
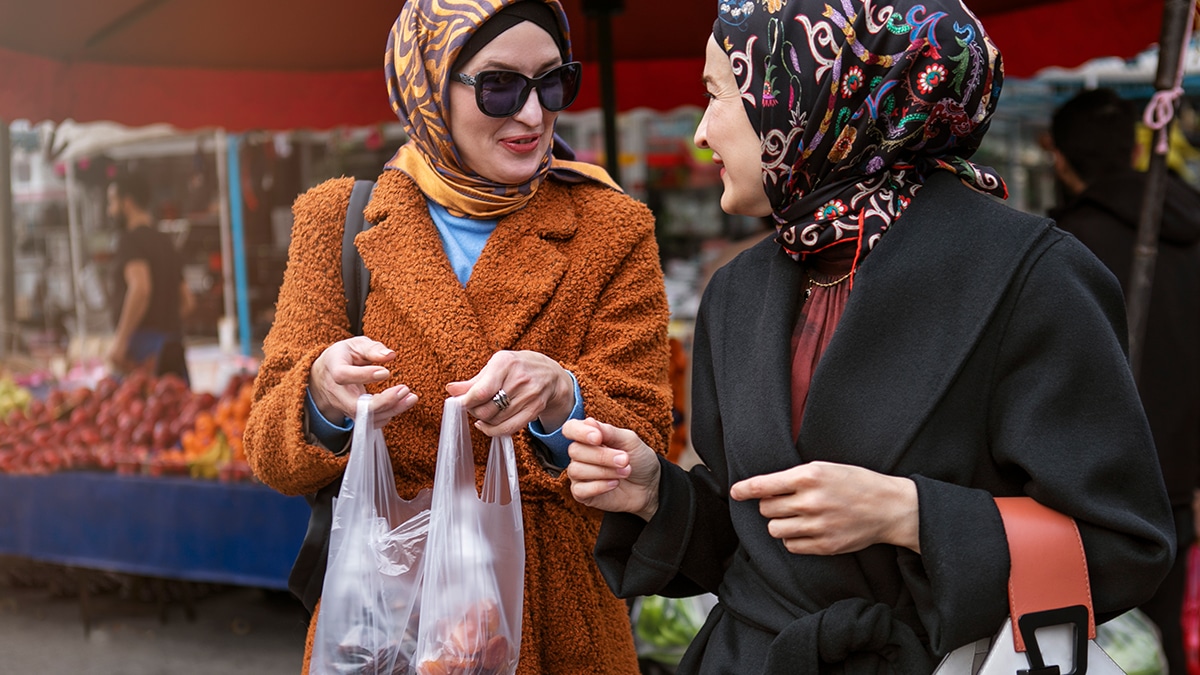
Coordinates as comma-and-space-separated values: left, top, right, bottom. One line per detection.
500, 134, 542, 153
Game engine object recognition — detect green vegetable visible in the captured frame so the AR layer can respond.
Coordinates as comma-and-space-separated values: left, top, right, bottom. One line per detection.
633, 595, 714, 666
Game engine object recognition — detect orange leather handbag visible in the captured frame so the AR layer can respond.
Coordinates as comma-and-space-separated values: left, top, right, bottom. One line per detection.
933, 498, 1125, 675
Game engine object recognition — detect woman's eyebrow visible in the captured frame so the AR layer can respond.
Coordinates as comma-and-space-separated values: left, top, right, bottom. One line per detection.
472, 56, 563, 73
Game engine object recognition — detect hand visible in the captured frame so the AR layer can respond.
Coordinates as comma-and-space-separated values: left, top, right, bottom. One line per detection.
105, 337, 134, 374
563, 417, 661, 521
446, 350, 575, 437
730, 461, 920, 555
310, 336, 418, 428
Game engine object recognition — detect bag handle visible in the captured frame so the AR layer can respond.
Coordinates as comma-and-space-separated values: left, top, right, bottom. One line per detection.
995, 497, 1097, 656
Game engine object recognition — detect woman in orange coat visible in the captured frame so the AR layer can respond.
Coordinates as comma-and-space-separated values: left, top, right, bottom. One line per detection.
243, 1, 672, 673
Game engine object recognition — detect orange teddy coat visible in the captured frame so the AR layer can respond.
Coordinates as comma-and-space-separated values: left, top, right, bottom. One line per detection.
243, 169, 673, 674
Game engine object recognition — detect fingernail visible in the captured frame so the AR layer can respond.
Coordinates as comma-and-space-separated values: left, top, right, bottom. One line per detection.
373, 368, 390, 380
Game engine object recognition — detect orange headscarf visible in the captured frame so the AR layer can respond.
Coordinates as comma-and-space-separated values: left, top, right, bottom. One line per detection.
384, 0, 619, 219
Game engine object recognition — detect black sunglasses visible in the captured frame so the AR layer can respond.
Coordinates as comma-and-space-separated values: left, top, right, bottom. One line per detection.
454, 62, 582, 118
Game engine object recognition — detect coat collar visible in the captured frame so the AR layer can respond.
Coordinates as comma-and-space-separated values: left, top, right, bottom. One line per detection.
749, 173, 1052, 473
355, 171, 577, 379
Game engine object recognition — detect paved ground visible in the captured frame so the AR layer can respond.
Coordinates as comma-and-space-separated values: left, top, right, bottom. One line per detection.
0, 562, 309, 675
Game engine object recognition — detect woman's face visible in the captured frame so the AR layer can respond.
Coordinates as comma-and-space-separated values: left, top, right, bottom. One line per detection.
695, 35, 772, 217
449, 21, 562, 185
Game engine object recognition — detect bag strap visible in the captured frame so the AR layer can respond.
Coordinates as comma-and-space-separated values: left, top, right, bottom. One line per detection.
995, 497, 1097, 654
341, 179, 376, 335
288, 179, 376, 616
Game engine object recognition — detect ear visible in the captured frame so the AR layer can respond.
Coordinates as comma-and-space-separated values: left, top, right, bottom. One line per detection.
1050, 149, 1087, 196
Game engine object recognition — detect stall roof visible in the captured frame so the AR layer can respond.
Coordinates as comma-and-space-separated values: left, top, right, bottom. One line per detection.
0, 0, 1170, 131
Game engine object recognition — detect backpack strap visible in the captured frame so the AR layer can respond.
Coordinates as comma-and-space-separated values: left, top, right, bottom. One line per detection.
288, 178, 375, 616
341, 179, 376, 336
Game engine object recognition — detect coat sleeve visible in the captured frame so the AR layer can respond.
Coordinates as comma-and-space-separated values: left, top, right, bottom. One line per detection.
243, 178, 356, 496
561, 209, 675, 456
904, 232, 1176, 654
594, 276, 740, 598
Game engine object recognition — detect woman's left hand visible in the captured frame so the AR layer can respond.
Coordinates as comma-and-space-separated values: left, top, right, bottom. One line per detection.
446, 350, 575, 437
730, 461, 921, 555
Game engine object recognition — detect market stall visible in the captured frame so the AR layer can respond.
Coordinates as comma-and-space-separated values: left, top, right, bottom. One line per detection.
0, 471, 308, 590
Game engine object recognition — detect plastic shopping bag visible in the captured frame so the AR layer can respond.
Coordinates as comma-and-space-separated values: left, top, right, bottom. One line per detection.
1095, 608, 1166, 675
311, 395, 432, 675
414, 396, 524, 675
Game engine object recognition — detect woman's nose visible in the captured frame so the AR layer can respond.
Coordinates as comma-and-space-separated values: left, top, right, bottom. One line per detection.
513, 88, 546, 127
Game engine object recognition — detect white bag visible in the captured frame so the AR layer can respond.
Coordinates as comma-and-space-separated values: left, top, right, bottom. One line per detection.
310, 395, 432, 675
934, 498, 1124, 675
413, 396, 524, 675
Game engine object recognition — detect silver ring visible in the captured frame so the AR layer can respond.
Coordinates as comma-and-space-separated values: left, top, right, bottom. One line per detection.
491, 389, 510, 412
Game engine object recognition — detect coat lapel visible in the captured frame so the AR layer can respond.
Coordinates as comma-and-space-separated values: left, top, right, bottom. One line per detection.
798, 173, 1051, 473
714, 239, 810, 479
356, 174, 491, 378
465, 183, 574, 351
354, 173, 576, 379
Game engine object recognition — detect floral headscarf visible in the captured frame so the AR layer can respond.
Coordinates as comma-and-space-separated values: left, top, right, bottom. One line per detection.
713, 0, 1007, 266
385, 0, 618, 218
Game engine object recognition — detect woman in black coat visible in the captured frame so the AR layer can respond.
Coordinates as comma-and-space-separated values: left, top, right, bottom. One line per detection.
562, 0, 1175, 672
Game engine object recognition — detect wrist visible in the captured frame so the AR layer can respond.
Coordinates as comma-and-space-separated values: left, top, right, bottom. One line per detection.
636, 460, 662, 522
885, 477, 921, 553
537, 369, 575, 430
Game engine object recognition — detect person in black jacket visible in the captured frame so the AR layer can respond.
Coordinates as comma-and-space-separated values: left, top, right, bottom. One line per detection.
106, 171, 194, 384
1049, 86, 1200, 675
560, 1, 1176, 673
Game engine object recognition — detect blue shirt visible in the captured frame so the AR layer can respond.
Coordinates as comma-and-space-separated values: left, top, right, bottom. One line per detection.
304, 200, 584, 468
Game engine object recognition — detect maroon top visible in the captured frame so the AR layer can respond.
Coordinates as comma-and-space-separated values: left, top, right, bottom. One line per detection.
790, 247, 857, 442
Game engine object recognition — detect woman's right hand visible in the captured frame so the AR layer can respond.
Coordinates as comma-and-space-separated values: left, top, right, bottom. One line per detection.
309, 336, 418, 427
563, 418, 662, 522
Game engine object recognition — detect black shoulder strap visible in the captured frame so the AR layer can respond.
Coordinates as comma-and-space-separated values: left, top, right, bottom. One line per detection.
289, 179, 375, 616
341, 180, 376, 336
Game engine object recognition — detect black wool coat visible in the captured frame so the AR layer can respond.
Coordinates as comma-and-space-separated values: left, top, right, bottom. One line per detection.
595, 172, 1176, 675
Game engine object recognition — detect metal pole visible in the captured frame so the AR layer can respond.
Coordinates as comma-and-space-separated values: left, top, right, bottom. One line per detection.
1127, 0, 1193, 383
0, 120, 14, 358
225, 133, 252, 358
214, 129, 237, 352
64, 160, 88, 367
596, 12, 621, 185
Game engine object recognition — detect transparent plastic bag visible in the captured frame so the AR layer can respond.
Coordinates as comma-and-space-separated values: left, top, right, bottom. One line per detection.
311, 395, 432, 675
414, 397, 524, 675
1095, 608, 1167, 675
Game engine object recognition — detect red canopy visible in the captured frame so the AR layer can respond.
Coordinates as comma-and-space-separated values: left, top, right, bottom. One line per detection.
0, 0, 1168, 130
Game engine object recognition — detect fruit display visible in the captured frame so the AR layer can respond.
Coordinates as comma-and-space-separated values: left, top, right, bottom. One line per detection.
0, 375, 34, 420
0, 368, 258, 481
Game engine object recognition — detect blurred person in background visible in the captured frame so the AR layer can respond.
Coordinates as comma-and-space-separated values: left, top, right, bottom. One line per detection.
106, 171, 193, 385
1049, 86, 1200, 675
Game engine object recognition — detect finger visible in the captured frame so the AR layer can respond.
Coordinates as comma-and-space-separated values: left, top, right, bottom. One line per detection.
758, 495, 801, 519
584, 418, 646, 453
565, 458, 631, 482
765, 515, 819, 541
369, 386, 418, 426
445, 377, 478, 397
345, 336, 396, 364
562, 418, 604, 444
473, 413, 531, 438
330, 362, 394, 386
567, 441, 629, 470
458, 367, 507, 410
730, 472, 798, 501
570, 479, 621, 502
